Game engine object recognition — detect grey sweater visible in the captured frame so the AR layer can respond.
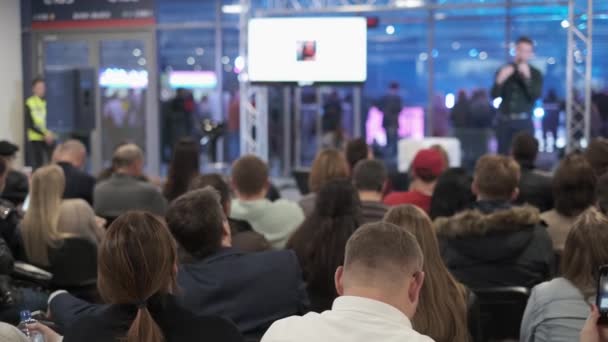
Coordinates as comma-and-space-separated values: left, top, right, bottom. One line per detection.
93, 174, 167, 218
520, 277, 591, 342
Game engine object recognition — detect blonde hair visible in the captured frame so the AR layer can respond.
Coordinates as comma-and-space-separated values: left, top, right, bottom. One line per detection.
309, 149, 350, 193
21, 165, 66, 266
384, 205, 470, 342
562, 207, 608, 297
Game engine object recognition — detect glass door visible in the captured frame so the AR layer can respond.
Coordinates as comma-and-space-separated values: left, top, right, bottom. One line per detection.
35, 31, 158, 174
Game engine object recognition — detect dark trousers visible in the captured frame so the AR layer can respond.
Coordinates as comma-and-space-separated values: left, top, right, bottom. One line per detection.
496, 116, 534, 155
29, 140, 52, 170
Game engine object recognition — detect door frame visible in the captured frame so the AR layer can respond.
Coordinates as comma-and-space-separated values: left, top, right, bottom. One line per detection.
31, 28, 159, 175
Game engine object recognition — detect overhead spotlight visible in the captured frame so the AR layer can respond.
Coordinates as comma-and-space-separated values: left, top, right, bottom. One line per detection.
395, 0, 425, 8
561, 19, 570, 28
222, 4, 243, 14
385, 25, 395, 35
445, 93, 455, 109
492, 97, 502, 109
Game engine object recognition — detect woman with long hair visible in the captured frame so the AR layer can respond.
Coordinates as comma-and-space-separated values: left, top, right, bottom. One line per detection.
163, 138, 200, 202
287, 179, 362, 312
298, 149, 350, 217
384, 205, 470, 342
521, 207, 608, 342
20, 165, 103, 268
30, 212, 243, 342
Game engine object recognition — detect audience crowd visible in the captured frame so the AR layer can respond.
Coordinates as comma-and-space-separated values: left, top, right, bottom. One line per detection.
0, 133, 608, 342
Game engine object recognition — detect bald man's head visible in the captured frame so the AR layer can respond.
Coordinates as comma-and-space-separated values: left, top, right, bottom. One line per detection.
112, 144, 144, 176
54, 139, 87, 169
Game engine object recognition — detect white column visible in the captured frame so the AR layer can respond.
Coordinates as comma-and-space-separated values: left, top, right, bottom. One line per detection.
0, 0, 24, 165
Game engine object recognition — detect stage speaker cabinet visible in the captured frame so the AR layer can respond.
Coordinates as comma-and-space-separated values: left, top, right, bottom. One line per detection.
45, 68, 96, 133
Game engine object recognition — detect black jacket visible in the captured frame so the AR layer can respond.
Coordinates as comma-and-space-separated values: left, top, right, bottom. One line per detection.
63, 293, 243, 342
437, 201, 554, 289
0, 200, 22, 258
51, 248, 309, 339
491, 63, 543, 115
57, 162, 96, 205
0, 170, 28, 206
514, 161, 553, 212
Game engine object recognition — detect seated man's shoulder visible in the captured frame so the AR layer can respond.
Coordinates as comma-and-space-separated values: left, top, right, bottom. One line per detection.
263, 313, 321, 340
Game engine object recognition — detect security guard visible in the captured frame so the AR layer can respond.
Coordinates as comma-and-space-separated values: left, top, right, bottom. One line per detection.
25, 78, 55, 169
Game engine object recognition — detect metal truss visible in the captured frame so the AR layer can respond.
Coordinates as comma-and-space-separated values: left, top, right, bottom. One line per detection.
239, 0, 269, 160
565, 0, 593, 153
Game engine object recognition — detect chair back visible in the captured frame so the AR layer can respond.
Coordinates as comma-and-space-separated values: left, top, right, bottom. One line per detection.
472, 286, 530, 341
49, 237, 98, 301
292, 169, 311, 195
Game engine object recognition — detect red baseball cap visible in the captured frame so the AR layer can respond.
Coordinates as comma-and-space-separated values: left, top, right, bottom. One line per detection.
411, 148, 445, 178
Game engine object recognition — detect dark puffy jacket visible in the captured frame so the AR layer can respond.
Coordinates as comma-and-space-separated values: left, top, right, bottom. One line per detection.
436, 201, 554, 289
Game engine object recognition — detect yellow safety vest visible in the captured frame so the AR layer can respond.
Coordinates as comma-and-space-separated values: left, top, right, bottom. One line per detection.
26, 96, 48, 142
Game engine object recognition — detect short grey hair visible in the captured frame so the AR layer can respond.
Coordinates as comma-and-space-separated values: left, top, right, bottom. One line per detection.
112, 144, 144, 169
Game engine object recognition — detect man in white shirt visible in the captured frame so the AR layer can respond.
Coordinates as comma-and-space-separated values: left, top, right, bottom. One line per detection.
230, 155, 304, 248
261, 221, 435, 342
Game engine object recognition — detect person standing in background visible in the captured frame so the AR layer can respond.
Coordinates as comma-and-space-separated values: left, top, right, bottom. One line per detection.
25, 78, 55, 169
491, 36, 543, 155
381, 82, 403, 157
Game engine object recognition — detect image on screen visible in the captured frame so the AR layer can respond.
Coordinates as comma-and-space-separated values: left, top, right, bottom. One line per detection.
296, 41, 317, 62
248, 17, 367, 83
600, 273, 608, 310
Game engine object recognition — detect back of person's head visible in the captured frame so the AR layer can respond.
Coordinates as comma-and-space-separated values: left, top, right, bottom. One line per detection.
112, 144, 144, 174
562, 207, 608, 296
189, 173, 230, 214
511, 132, 539, 164
54, 139, 87, 168
553, 153, 597, 217
309, 149, 350, 193
410, 148, 445, 183
473, 154, 520, 201
166, 188, 225, 259
22, 165, 66, 266
429, 168, 474, 219
231, 155, 269, 197
345, 138, 370, 171
383, 205, 468, 341
287, 179, 362, 301
338, 221, 424, 318
353, 159, 387, 193
598, 173, 608, 215
0, 158, 6, 193
585, 138, 608, 177
163, 138, 200, 202
98, 211, 177, 342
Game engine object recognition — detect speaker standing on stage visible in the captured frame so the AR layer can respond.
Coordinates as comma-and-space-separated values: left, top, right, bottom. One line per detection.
491, 37, 543, 154
25, 78, 55, 169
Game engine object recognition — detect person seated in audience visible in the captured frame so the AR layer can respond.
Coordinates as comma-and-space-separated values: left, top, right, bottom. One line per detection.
32, 211, 243, 342
163, 137, 200, 202
520, 207, 608, 342
540, 154, 597, 252
511, 132, 553, 212
20, 165, 104, 266
287, 179, 362, 312
435, 155, 554, 288
384, 148, 446, 213
230, 155, 304, 248
429, 168, 475, 220
345, 138, 372, 171
430, 144, 450, 168
262, 221, 433, 342
0, 141, 28, 206
189, 173, 270, 252
53, 140, 96, 205
299, 149, 350, 217
585, 138, 608, 178
50, 188, 308, 338
384, 205, 471, 342
598, 173, 608, 215
94, 143, 167, 219
352, 159, 389, 223
0, 158, 23, 255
